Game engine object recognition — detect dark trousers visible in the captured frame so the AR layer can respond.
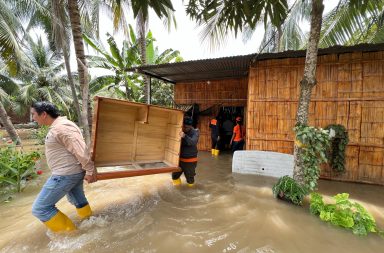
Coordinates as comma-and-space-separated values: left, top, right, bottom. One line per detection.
211, 136, 218, 149
172, 161, 197, 184
232, 140, 244, 152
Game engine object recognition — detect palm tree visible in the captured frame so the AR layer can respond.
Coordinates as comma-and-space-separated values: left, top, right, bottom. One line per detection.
104, 0, 176, 104
0, 73, 21, 144
319, 0, 384, 47
2, 36, 73, 118
257, 0, 384, 53
0, 0, 40, 75
84, 26, 183, 104
67, 0, 92, 145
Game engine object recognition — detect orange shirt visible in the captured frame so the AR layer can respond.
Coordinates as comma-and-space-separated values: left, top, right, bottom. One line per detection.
233, 125, 245, 141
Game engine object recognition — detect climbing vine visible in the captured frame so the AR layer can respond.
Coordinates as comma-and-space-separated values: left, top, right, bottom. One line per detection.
294, 124, 331, 191
325, 124, 349, 173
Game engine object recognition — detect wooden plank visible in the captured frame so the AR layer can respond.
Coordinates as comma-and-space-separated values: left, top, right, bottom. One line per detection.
97, 167, 182, 180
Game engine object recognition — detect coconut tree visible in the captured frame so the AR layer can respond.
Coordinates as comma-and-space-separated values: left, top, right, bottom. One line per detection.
257, 0, 384, 53
0, 1, 24, 76
0, 73, 21, 144
319, 0, 384, 47
4, 36, 73, 118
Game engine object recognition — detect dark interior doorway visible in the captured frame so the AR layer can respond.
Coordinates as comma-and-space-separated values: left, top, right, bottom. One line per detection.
216, 106, 244, 150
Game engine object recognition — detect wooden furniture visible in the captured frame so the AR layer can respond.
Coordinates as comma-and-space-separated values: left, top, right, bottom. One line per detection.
91, 97, 183, 180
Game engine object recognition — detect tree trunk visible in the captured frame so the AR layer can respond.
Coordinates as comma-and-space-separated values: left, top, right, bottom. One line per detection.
275, 25, 282, 52
293, 0, 324, 185
137, 11, 150, 104
68, 0, 91, 146
63, 44, 81, 123
0, 102, 21, 145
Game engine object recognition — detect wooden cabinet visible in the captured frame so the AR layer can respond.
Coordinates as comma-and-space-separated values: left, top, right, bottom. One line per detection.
91, 97, 183, 180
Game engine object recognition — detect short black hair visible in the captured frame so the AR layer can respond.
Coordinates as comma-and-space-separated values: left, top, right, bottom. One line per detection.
32, 101, 60, 118
183, 116, 193, 126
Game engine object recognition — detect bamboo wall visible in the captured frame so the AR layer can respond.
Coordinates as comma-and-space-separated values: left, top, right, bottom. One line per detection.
247, 51, 384, 185
174, 78, 248, 150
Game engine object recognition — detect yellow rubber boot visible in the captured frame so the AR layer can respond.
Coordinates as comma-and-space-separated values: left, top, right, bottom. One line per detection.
214, 149, 220, 156
211, 149, 215, 155
172, 178, 181, 186
187, 183, 194, 187
77, 204, 92, 219
44, 211, 76, 232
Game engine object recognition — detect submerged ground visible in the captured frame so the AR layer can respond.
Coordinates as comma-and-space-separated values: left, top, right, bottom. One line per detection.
0, 151, 383, 253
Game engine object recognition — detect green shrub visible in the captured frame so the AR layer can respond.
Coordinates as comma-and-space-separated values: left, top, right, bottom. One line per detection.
310, 192, 383, 236
272, 176, 308, 205
0, 143, 41, 192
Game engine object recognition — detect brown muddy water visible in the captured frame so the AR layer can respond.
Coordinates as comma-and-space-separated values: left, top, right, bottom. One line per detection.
0, 152, 383, 253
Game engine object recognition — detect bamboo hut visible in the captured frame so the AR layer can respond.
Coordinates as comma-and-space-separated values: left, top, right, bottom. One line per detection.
129, 43, 384, 185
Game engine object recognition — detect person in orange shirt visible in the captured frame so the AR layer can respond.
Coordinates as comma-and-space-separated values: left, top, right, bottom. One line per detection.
230, 116, 245, 152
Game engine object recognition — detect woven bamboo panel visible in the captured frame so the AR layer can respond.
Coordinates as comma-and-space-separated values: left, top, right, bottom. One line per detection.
248, 51, 384, 185
175, 78, 248, 151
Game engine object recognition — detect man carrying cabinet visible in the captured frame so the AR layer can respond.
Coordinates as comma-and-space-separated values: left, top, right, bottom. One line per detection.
172, 116, 199, 187
31, 101, 97, 232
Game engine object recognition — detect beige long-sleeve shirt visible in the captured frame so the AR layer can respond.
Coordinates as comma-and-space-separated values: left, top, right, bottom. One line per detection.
45, 117, 95, 176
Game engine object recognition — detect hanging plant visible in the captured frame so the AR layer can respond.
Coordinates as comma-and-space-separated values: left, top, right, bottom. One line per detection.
325, 124, 349, 173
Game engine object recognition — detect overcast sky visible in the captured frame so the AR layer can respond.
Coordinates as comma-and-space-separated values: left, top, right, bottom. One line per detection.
96, 0, 336, 61
74, 0, 336, 75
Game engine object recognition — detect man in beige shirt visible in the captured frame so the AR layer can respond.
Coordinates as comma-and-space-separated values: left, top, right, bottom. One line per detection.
31, 101, 97, 232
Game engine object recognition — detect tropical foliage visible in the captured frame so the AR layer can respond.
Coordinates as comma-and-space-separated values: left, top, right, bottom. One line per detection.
85, 26, 182, 105
294, 124, 331, 191
1, 36, 74, 118
310, 192, 384, 236
272, 175, 308, 205
0, 141, 41, 193
258, 0, 384, 53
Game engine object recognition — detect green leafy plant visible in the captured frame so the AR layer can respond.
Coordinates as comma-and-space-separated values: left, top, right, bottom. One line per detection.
272, 176, 308, 205
0, 144, 41, 192
32, 125, 49, 145
294, 124, 331, 191
310, 192, 383, 236
325, 124, 349, 173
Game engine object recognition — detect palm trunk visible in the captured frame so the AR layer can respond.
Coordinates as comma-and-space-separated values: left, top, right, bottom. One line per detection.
276, 26, 282, 52
137, 11, 150, 104
293, 0, 324, 185
0, 102, 21, 145
68, 0, 91, 146
63, 44, 81, 123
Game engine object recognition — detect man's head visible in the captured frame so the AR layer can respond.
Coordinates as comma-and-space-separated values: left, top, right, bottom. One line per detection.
236, 116, 243, 125
182, 116, 193, 132
31, 101, 60, 126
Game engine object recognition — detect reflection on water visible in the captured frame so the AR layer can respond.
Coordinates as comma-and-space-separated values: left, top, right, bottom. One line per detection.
1, 152, 383, 253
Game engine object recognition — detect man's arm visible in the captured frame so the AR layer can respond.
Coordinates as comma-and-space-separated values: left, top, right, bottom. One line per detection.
56, 130, 97, 183
182, 129, 199, 146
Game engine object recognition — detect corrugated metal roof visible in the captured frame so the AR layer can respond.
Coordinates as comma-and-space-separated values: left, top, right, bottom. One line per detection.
127, 53, 256, 83
126, 43, 384, 83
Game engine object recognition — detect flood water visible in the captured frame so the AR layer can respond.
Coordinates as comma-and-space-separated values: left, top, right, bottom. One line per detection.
1, 152, 383, 253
